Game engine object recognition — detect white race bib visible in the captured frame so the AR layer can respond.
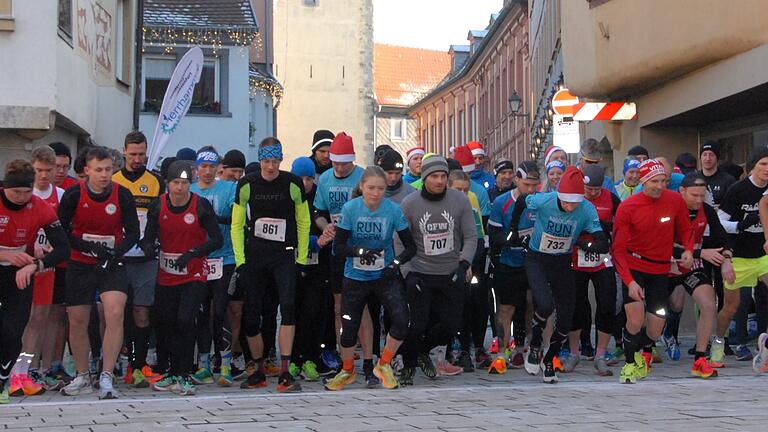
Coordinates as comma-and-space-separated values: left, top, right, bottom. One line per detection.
159, 251, 188, 275
205, 257, 224, 281
82, 233, 116, 258
577, 249, 612, 268
423, 231, 454, 256
538, 232, 572, 254
253, 218, 287, 242
352, 255, 385, 271
0, 245, 26, 266
34, 228, 50, 255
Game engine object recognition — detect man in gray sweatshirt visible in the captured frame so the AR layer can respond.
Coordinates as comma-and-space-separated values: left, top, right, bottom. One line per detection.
398, 155, 478, 385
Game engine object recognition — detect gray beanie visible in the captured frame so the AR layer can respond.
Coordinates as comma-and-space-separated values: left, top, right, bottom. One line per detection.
582, 164, 605, 188
421, 155, 449, 179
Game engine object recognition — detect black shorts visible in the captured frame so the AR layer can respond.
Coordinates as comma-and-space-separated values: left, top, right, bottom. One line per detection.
65, 261, 129, 306
669, 270, 712, 296
622, 269, 669, 317
493, 264, 528, 308
52, 268, 67, 305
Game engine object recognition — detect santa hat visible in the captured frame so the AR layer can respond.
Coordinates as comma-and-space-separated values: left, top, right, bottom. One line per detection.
329, 132, 355, 163
453, 146, 475, 173
557, 166, 585, 203
544, 145, 565, 166
406, 147, 425, 165
467, 141, 485, 157
638, 159, 666, 184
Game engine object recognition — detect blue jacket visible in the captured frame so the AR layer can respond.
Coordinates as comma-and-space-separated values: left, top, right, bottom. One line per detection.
471, 168, 496, 191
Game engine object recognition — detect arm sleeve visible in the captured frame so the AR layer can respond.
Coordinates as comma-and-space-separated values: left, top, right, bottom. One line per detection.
114, 187, 140, 258
57, 187, 92, 252
40, 220, 70, 268
612, 204, 634, 286
140, 198, 160, 251
333, 227, 357, 259
717, 209, 739, 234
718, 188, 740, 234
394, 228, 417, 264
459, 196, 479, 263
291, 181, 310, 265
231, 180, 249, 267
509, 194, 530, 236
192, 196, 223, 257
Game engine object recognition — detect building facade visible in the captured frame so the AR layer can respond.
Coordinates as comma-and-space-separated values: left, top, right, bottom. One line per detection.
408, 0, 530, 166
373, 44, 450, 156
273, 0, 374, 164
0, 0, 137, 167
562, 0, 768, 175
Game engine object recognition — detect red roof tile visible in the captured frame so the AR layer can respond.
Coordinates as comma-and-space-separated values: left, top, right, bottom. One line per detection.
374, 44, 451, 107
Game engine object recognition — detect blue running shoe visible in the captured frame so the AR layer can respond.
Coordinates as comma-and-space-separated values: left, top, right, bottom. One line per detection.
557, 347, 571, 360
663, 335, 681, 361
734, 344, 753, 361
320, 349, 341, 371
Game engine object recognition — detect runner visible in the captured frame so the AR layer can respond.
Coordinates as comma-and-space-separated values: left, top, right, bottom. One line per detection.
565, 165, 621, 376
310, 130, 334, 178
189, 147, 238, 387
58, 146, 140, 399
111, 131, 164, 388
324, 166, 417, 390
220, 150, 246, 182
141, 160, 222, 396
508, 166, 607, 383
48, 142, 79, 190
712, 149, 768, 368
579, 139, 619, 196
757, 188, 768, 374
543, 160, 566, 193
0, 159, 69, 403
667, 173, 732, 378
466, 141, 495, 190
611, 159, 693, 384
627, 145, 650, 163
615, 157, 641, 201
232, 137, 309, 392
698, 142, 736, 209
675, 153, 698, 175
488, 160, 516, 202
487, 161, 540, 370
403, 147, 425, 185
399, 156, 477, 385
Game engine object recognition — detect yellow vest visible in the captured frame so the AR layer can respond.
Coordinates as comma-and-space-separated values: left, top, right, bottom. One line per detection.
112, 169, 162, 211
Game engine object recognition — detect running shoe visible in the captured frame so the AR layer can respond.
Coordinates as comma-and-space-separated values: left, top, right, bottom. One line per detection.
218, 366, 233, 387
141, 365, 162, 384
553, 356, 564, 372
734, 344, 753, 361
557, 347, 570, 360
264, 360, 280, 378
9, 373, 45, 396
593, 356, 613, 376
619, 362, 641, 384
244, 360, 257, 378
363, 363, 380, 388
752, 333, 768, 374
542, 362, 558, 384
302, 361, 320, 382
637, 352, 650, 379
399, 367, 415, 386
524, 346, 541, 375
324, 370, 356, 391
438, 360, 464, 376
52, 364, 73, 383
457, 350, 474, 373
98, 372, 119, 399
488, 337, 500, 354
373, 363, 399, 389
320, 349, 342, 372
510, 350, 525, 369
724, 341, 735, 356
562, 354, 580, 373
240, 371, 268, 389
0, 385, 8, 404
277, 372, 301, 393
315, 360, 337, 377
417, 353, 438, 379
710, 337, 726, 368
580, 343, 595, 361
152, 375, 180, 392
288, 362, 302, 379
691, 357, 718, 379
608, 347, 624, 364
177, 377, 196, 396
191, 368, 214, 385
40, 371, 64, 391
60, 373, 93, 396
129, 368, 149, 388
487, 357, 507, 375
651, 346, 663, 363
663, 334, 681, 362
232, 355, 247, 380
475, 349, 492, 368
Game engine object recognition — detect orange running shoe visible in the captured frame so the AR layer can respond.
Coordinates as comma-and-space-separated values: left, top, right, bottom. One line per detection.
123, 365, 134, 384
9, 374, 45, 396
553, 356, 563, 372
691, 357, 718, 379
487, 357, 507, 375
141, 365, 162, 384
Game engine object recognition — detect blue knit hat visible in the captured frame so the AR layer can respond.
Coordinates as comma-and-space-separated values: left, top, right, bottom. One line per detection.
176, 147, 197, 161
291, 157, 315, 178
623, 157, 641, 175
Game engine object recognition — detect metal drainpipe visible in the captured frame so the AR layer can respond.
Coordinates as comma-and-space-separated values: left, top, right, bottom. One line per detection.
132, 0, 144, 131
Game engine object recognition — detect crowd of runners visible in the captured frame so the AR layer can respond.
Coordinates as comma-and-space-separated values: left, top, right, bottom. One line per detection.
1, 130, 768, 401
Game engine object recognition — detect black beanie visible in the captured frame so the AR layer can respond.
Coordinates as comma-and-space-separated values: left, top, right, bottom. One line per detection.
48, 142, 72, 160
312, 130, 334, 152
747, 148, 768, 173
627, 145, 649, 158
166, 160, 194, 182
700, 141, 721, 160
675, 152, 698, 174
376, 149, 404, 171
446, 158, 462, 172
222, 150, 246, 169
374, 145, 395, 165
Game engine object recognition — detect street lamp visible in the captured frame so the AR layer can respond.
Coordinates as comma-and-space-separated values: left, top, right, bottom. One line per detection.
508, 91, 529, 119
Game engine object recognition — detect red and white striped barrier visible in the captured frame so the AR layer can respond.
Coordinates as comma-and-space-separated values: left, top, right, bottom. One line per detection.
572, 102, 637, 121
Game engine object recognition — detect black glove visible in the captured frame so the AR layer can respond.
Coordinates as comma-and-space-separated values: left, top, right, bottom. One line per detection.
382, 261, 401, 280
504, 230, 520, 247
737, 213, 760, 231
174, 251, 194, 271
449, 260, 471, 284
356, 248, 383, 261
88, 242, 114, 260
577, 239, 599, 253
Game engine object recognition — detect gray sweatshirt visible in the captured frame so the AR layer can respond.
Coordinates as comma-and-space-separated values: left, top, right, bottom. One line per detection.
400, 188, 477, 275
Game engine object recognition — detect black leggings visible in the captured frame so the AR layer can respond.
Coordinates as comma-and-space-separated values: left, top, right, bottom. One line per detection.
155, 281, 206, 377
525, 251, 576, 363
401, 272, 463, 368
573, 267, 617, 335
292, 264, 330, 364
243, 250, 296, 338
0, 268, 32, 381
197, 265, 234, 358
339, 277, 408, 349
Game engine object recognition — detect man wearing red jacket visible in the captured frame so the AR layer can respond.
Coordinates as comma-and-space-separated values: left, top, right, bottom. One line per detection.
612, 159, 693, 384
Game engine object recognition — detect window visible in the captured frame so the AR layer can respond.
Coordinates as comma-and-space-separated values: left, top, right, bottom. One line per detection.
430, 125, 436, 150
143, 56, 221, 114
469, 104, 476, 140
458, 109, 465, 145
422, 128, 427, 147
58, 0, 72, 39
439, 120, 445, 152
448, 115, 455, 147
114, 0, 132, 83
390, 118, 407, 141
304, 0, 318, 5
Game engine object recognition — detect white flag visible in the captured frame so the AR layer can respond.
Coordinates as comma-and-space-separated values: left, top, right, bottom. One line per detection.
146, 46, 204, 170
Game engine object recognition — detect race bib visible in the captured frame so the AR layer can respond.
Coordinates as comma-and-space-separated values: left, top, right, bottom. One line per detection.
159, 251, 188, 276
577, 249, 612, 268
205, 258, 223, 281
34, 228, 50, 257
0, 245, 27, 266
423, 231, 454, 256
352, 255, 385, 271
82, 233, 116, 258
538, 232, 572, 254
254, 218, 286, 242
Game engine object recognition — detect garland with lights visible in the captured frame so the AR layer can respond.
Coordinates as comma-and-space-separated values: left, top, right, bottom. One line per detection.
249, 75, 284, 107
143, 26, 262, 56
